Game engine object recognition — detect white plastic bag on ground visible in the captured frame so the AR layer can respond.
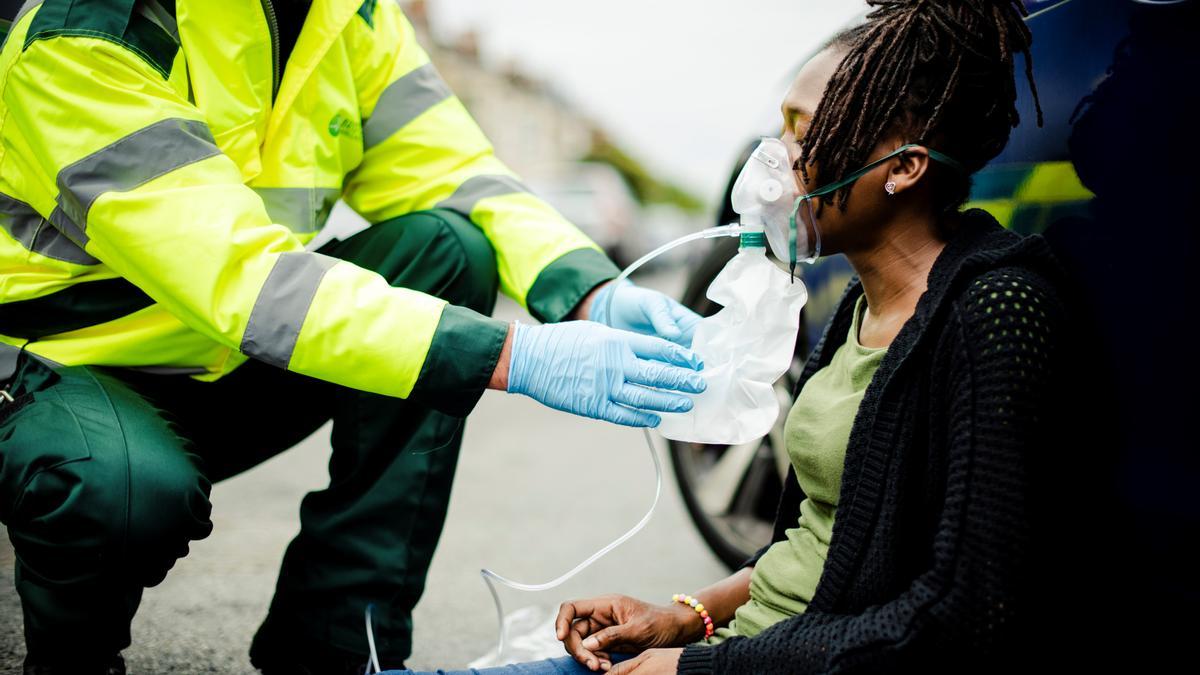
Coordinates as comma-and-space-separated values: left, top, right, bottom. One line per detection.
468, 605, 561, 669
655, 241, 807, 445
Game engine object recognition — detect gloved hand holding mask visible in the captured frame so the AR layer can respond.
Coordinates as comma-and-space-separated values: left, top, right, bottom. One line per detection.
507, 320, 706, 428
589, 280, 702, 348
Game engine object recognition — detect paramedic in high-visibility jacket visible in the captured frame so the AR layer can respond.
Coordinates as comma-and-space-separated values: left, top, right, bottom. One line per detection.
0, 2, 706, 673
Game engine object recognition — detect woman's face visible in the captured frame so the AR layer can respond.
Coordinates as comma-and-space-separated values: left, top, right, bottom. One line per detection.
780, 46, 902, 256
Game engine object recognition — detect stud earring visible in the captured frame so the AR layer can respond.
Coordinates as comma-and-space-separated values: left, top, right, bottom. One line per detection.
884, 181, 897, 195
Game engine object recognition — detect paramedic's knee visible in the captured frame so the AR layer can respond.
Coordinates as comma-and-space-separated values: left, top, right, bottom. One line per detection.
368, 209, 499, 316
2, 397, 212, 588
426, 209, 499, 316
124, 448, 214, 586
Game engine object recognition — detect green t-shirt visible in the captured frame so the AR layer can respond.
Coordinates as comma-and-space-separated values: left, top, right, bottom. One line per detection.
708, 294, 886, 644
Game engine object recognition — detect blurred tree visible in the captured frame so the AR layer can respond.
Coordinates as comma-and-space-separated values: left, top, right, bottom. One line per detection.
585, 132, 706, 214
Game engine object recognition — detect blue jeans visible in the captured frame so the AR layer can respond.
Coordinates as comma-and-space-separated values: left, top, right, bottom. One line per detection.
389, 653, 635, 675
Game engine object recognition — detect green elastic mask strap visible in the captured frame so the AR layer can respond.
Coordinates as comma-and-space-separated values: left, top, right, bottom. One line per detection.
787, 143, 965, 270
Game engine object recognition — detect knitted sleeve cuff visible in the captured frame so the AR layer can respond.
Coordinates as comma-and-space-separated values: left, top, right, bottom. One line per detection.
676, 644, 716, 674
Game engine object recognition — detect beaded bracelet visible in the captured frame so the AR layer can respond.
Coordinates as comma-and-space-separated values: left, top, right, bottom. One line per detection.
671, 593, 714, 640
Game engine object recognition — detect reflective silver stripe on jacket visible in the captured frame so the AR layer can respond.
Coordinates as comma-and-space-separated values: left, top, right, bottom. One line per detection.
1, 192, 99, 264
436, 174, 529, 216
54, 117, 221, 233
240, 252, 339, 368
362, 62, 453, 150
253, 187, 341, 234
13, 0, 46, 26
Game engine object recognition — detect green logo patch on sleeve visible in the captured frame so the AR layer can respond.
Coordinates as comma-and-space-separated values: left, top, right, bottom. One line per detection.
328, 113, 361, 140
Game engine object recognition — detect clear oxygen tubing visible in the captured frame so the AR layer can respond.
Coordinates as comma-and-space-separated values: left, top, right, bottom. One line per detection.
363, 224, 746, 672
476, 223, 747, 662
365, 603, 382, 673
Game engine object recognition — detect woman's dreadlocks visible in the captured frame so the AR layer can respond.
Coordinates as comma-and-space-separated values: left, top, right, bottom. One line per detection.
800, 0, 1043, 215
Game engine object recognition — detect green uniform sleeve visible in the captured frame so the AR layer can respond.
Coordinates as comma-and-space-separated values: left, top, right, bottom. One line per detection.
525, 248, 620, 323
407, 305, 509, 416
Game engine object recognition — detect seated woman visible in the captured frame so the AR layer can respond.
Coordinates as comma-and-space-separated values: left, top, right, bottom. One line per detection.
396, 0, 1064, 672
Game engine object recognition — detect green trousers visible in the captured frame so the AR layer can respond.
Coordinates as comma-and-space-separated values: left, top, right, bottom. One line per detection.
0, 210, 499, 665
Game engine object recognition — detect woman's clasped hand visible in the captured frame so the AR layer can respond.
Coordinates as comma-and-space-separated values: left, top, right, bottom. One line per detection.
555, 595, 696, 672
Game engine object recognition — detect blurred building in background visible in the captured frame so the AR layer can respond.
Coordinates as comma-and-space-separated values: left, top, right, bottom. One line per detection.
400, 0, 704, 267
404, 1, 591, 178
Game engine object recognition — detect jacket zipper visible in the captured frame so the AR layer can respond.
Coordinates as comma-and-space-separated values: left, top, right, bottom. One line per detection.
258, 0, 281, 101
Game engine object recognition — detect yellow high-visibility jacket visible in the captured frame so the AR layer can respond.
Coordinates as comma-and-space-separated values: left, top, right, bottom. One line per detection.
0, 0, 617, 414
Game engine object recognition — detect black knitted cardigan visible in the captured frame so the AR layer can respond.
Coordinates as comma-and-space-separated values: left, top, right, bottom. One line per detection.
677, 209, 1065, 674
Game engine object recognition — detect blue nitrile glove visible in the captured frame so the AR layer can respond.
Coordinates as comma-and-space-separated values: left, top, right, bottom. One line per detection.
507, 320, 706, 428
589, 280, 702, 348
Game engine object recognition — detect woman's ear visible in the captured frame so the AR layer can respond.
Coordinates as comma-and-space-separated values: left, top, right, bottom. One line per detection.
886, 146, 931, 196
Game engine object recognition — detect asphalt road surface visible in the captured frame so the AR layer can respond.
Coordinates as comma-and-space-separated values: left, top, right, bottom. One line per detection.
0, 279, 728, 673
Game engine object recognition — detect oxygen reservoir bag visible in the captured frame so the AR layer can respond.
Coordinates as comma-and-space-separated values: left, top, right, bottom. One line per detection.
655, 232, 807, 446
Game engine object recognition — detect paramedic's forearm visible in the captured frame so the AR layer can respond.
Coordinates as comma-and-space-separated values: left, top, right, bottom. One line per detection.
488, 323, 515, 391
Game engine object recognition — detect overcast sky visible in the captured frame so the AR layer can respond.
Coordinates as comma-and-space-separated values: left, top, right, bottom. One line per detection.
426, 0, 867, 202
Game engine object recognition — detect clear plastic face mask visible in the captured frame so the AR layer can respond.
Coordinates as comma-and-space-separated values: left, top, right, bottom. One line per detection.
731, 137, 821, 275
788, 171, 821, 278
733, 138, 966, 277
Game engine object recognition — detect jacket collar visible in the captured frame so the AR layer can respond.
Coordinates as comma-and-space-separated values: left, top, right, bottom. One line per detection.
175, 0, 361, 180
268, 0, 361, 139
